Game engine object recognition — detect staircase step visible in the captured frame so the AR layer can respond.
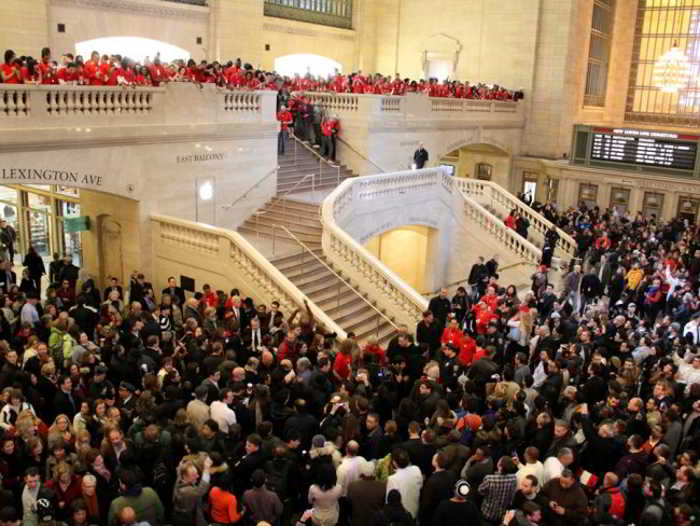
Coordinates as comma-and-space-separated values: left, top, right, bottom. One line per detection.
237, 226, 322, 248
247, 216, 322, 236
314, 288, 361, 309
276, 181, 344, 194
354, 321, 396, 345
288, 268, 335, 289
270, 198, 320, 213
240, 222, 320, 242
270, 250, 324, 270
255, 209, 321, 228
298, 275, 346, 296
322, 295, 367, 317
277, 170, 352, 182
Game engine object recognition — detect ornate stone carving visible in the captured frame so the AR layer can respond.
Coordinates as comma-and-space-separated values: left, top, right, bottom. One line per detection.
50, 0, 209, 21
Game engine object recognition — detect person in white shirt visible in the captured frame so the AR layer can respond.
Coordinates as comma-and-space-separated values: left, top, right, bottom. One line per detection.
673, 351, 700, 395
683, 313, 700, 345
336, 441, 369, 497
542, 447, 573, 485
20, 295, 40, 327
385, 448, 423, 518
515, 446, 544, 486
210, 388, 236, 434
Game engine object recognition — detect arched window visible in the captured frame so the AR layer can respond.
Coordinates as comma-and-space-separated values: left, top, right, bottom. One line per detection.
75, 37, 190, 64
264, 0, 353, 29
476, 163, 493, 181
274, 54, 342, 78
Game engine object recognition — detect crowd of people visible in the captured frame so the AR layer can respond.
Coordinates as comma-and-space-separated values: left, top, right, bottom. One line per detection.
0, 196, 694, 526
0, 46, 524, 100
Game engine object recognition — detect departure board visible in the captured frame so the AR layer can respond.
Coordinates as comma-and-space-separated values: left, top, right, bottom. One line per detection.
589, 127, 698, 171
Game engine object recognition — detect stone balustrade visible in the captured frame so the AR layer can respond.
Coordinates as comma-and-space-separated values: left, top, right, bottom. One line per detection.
322, 168, 558, 327
0, 83, 277, 129
151, 213, 346, 339
303, 91, 522, 121
453, 178, 576, 261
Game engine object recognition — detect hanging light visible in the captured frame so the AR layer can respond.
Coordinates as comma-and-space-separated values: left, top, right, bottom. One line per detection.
652, 41, 691, 93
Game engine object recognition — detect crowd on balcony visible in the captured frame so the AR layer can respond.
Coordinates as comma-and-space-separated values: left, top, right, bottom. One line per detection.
0, 199, 695, 526
0, 47, 524, 101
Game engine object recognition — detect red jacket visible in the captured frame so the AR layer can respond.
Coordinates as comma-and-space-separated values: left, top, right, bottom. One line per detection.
277, 110, 293, 131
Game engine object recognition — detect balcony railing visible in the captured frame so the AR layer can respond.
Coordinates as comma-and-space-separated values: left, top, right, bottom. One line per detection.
161, 0, 208, 5
264, 0, 353, 29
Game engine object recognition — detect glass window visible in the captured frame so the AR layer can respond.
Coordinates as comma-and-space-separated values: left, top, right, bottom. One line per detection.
626, 0, 700, 124
264, 0, 353, 29
476, 163, 493, 180
579, 183, 599, 208
643, 191, 665, 220
610, 186, 631, 214
584, 0, 615, 106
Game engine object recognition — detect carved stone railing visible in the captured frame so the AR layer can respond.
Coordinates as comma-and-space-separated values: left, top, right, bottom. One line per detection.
322, 169, 561, 327
0, 84, 277, 128
151, 214, 346, 339
453, 178, 576, 262
322, 170, 437, 328
303, 91, 522, 121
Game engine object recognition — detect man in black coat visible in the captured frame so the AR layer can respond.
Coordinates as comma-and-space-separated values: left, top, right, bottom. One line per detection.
103, 276, 124, 301
419, 451, 456, 525
428, 289, 451, 329
416, 311, 441, 353
234, 434, 268, 493
0, 261, 16, 294
413, 143, 429, 169
161, 276, 185, 307
52, 375, 80, 420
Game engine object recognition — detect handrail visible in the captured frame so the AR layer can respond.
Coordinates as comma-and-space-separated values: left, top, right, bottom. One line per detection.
290, 132, 337, 167
335, 135, 387, 173
221, 166, 279, 210
151, 213, 347, 340
457, 186, 548, 265
277, 225, 399, 332
419, 260, 537, 296
454, 178, 576, 258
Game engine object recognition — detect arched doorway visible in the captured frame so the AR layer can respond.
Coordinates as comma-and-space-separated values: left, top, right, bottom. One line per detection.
76, 37, 191, 63
274, 53, 342, 78
440, 143, 511, 189
363, 225, 436, 292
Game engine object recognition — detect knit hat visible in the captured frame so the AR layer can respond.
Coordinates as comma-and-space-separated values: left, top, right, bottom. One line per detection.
312, 434, 326, 448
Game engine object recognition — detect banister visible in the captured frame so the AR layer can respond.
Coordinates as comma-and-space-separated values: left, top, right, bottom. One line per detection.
454, 178, 575, 258
277, 224, 399, 331
150, 213, 347, 340
221, 166, 279, 210
335, 135, 387, 173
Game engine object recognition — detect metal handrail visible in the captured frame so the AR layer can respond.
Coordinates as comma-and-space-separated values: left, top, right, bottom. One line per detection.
221, 166, 278, 210
335, 135, 386, 173
420, 261, 535, 296
277, 224, 399, 332
289, 132, 341, 186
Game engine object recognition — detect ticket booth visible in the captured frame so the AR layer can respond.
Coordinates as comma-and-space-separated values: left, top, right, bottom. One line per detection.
578, 183, 599, 209
677, 196, 700, 224
642, 192, 665, 220
610, 187, 631, 215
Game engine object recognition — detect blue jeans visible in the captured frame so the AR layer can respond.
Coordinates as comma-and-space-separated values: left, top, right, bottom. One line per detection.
278, 130, 289, 155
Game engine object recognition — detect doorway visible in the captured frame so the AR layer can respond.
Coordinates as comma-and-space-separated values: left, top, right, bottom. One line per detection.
610, 187, 631, 216
0, 185, 83, 266
677, 196, 700, 223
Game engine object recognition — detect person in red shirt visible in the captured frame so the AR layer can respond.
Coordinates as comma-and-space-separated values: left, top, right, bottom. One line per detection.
56, 63, 78, 85
38, 47, 56, 85
278, 329, 299, 362
333, 340, 353, 382
351, 74, 365, 94
83, 51, 101, 85
277, 105, 293, 155
459, 332, 477, 366
320, 116, 335, 161
595, 231, 611, 252
441, 317, 463, 348
21, 59, 40, 84
1, 50, 22, 84
361, 338, 387, 366
200, 284, 218, 309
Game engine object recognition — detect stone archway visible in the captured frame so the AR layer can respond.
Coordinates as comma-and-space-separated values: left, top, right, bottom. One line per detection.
97, 214, 124, 290
439, 142, 512, 189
